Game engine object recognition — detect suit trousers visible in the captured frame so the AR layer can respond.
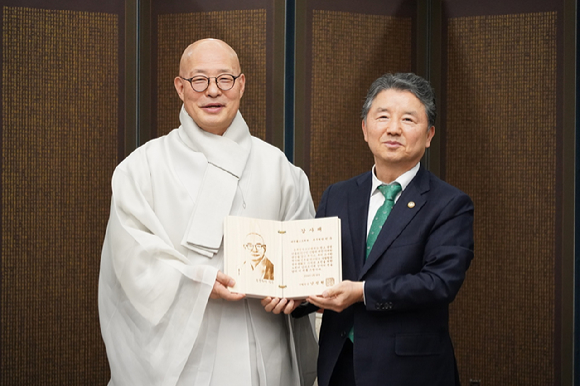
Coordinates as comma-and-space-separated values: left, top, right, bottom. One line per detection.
329, 339, 356, 386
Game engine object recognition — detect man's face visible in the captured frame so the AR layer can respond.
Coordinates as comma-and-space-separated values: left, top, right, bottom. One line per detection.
174, 41, 245, 135
362, 89, 435, 175
244, 234, 266, 262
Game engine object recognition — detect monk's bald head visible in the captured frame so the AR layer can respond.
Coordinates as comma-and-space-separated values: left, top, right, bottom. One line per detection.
174, 38, 246, 135
179, 39, 241, 76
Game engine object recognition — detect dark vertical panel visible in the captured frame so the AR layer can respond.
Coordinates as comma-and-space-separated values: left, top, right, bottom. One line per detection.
125, 0, 139, 152
284, 0, 295, 161
576, 0, 580, 379
151, 0, 285, 149
575, 20, 580, 380
126, 0, 153, 153
1, 1, 123, 384
294, 0, 417, 206
441, 1, 573, 384
420, 0, 443, 178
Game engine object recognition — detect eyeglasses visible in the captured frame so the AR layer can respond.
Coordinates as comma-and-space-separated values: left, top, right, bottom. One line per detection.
179, 73, 242, 92
244, 243, 265, 251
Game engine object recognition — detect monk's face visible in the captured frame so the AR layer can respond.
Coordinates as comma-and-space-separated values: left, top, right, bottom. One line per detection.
174, 39, 245, 135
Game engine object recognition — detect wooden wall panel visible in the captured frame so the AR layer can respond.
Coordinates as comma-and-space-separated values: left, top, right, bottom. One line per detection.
1, 2, 123, 384
441, 2, 568, 384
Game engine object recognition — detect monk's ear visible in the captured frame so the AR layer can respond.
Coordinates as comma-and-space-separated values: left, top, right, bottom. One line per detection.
174, 77, 186, 102
237, 73, 246, 98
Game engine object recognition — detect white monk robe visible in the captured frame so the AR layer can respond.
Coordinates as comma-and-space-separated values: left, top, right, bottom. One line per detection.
98, 107, 318, 386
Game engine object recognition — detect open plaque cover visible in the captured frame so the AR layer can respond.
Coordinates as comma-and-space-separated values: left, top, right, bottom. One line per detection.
224, 216, 342, 298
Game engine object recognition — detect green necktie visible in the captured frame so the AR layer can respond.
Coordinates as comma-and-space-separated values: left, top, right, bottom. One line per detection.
348, 182, 401, 342
365, 183, 402, 259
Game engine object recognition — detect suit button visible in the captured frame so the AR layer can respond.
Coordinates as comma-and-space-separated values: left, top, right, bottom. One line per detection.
340, 331, 347, 338
375, 303, 383, 310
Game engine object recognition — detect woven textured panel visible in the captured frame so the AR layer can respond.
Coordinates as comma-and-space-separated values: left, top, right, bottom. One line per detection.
446, 12, 557, 385
309, 10, 412, 204
2, 6, 117, 384
157, 10, 267, 139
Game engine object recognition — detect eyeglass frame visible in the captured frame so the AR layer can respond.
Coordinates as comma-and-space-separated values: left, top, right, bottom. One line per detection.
243, 242, 266, 251
179, 73, 243, 93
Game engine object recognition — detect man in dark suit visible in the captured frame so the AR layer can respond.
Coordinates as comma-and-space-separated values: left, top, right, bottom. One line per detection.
299, 73, 474, 386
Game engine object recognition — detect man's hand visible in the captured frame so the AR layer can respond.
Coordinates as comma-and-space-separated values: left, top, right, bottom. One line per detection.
261, 297, 302, 315
306, 280, 364, 313
210, 271, 246, 301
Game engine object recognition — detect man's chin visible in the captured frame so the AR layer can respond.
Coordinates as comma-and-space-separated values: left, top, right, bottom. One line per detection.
197, 120, 228, 135
195, 114, 236, 135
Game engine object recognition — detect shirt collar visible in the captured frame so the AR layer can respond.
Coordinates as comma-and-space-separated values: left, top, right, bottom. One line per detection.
371, 162, 420, 195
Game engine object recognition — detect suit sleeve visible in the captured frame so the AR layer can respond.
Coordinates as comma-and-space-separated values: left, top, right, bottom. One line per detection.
364, 191, 474, 312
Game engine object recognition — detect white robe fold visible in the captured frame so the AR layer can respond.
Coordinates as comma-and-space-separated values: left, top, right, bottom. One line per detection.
98, 109, 318, 386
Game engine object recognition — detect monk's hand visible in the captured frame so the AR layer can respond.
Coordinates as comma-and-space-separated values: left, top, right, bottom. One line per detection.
210, 271, 246, 301
261, 297, 302, 315
306, 281, 364, 313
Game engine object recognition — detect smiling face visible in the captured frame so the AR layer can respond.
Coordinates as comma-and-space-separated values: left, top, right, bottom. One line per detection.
174, 39, 245, 135
362, 89, 435, 182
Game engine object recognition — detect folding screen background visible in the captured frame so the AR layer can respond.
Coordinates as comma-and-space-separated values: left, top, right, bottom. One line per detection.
151, 0, 286, 148
1, 0, 576, 384
440, 1, 575, 385
1, 0, 123, 384
294, 0, 418, 205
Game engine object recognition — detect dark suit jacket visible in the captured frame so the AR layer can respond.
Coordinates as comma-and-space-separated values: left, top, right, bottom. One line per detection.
297, 167, 474, 386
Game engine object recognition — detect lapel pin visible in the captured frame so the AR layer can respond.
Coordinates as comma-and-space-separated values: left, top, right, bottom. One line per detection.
407, 201, 416, 208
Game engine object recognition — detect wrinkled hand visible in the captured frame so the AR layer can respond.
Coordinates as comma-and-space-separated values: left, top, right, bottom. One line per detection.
210, 271, 246, 301
306, 281, 364, 313
261, 297, 303, 315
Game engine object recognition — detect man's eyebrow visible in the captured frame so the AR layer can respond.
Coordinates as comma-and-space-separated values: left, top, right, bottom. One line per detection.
373, 107, 420, 117
403, 110, 420, 117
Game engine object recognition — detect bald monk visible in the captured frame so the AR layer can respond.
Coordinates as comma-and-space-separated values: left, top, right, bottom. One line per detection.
98, 39, 318, 386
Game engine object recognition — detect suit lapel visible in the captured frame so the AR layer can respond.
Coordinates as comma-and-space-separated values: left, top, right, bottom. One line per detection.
347, 173, 372, 278
360, 168, 430, 279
